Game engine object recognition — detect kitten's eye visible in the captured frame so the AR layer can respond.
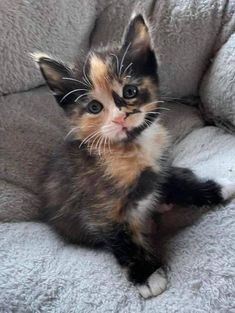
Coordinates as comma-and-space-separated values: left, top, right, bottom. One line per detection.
87, 100, 103, 114
123, 85, 138, 99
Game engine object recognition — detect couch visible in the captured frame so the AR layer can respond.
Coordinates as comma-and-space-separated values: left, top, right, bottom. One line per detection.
0, 0, 234, 312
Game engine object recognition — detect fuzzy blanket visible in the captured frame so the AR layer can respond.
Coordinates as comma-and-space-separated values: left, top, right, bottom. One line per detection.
0, 0, 235, 312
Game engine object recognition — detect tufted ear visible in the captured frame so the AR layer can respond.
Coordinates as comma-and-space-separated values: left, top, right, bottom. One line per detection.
32, 53, 85, 109
121, 14, 157, 76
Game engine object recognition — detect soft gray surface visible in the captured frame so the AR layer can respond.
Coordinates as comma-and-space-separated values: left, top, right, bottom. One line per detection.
93, 0, 235, 99
0, 0, 97, 95
200, 33, 235, 129
0, 87, 65, 222
0, 0, 235, 312
1, 116, 235, 312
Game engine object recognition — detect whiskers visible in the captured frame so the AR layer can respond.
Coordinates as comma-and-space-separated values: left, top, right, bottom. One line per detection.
111, 42, 133, 79
62, 77, 89, 88
60, 88, 88, 103
83, 57, 92, 87
64, 124, 95, 140
125, 100, 170, 119
119, 42, 131, 77
64, 126, 81, 140
110, 53, 119, 75
143, 100, 171, 114
160, 96, 201, 108
60, 57, 93, 104
61, 75, 91, 104
73, 126, 114, 156
122, 62, 133, 77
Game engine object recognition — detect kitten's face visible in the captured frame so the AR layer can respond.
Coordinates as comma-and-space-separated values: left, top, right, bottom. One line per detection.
35, 15, 160, 146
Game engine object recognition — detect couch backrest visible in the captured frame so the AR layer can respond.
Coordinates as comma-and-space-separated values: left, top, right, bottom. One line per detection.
0, 0, 97, 95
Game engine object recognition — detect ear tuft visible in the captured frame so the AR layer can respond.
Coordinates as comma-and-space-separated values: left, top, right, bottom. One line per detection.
123, 14, 151, 53
31, 52, 81, 108
121, 14, 157, 76
30, 52, 52, 63
31, 53, 72, 90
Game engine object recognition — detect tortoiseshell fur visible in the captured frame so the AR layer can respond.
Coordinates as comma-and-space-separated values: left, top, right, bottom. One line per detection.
36, 15, 228, 298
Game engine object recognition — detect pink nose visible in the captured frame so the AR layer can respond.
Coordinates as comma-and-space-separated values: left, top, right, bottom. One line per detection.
112, 115, 125, 126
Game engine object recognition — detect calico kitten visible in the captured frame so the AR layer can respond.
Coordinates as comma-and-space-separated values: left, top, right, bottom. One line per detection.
34, 15, 235, 298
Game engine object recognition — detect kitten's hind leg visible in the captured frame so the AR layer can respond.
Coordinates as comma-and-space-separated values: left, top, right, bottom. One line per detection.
217, 178, 235, 201
107, 224, 167, 298
162, 167, 235, 207
136, 268, 167, 298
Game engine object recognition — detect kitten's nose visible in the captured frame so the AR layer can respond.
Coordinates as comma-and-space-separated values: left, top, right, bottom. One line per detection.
112, 114, 126, 126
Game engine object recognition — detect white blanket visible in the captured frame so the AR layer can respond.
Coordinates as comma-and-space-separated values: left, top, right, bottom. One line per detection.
0, 0, 235, 312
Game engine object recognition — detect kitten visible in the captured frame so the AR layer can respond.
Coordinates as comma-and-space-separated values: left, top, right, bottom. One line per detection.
34, 14, 235, 298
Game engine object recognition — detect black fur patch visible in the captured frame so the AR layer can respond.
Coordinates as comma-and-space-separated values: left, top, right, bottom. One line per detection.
127, 168, 160, 201
162, 167, 223, 206
128, 257, 161, 284
112, 90, 127, 108
121, 15, 158, 77
138, 88, 151, 103
126, 111, 159, 141
107, 223, 161, 284
37, 57, 90, 110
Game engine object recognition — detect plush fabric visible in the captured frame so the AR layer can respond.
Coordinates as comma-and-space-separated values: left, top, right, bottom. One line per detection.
0, 0, 235, 312
200, 33, 235, 130
0, 0, 97, 95
0, 87, 65, 221
93, 0, 235, 99
0, 97, 234, 312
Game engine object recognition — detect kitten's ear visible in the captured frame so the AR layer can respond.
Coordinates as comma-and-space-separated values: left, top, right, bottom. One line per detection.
122, 14, 157, 75
32, 53, 79, 108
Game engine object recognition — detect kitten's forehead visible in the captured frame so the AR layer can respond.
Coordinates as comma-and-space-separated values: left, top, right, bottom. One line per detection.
89, 53, 110, 90
85, 51, 158, 110
88, 52, 123, 103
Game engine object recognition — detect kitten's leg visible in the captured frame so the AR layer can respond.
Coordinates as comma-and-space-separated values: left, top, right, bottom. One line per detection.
107, 225, 167, 298
136, 268, 167, 298
161, 167, 235, 207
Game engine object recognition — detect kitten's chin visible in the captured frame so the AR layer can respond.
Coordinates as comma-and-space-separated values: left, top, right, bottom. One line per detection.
112, 129, 128, 142
104, 122, 145, 143
102, 124, 128, 142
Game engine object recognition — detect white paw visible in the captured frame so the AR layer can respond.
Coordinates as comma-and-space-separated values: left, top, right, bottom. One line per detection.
136, 268, 167, 298
218, 179, 235, 201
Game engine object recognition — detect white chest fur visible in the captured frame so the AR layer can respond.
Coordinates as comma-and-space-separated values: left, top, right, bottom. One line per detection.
136, 123, 169, 172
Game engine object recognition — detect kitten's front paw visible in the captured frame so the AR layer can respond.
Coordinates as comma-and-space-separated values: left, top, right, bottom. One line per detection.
136, 268, 167, 298
218, 179, 235, 201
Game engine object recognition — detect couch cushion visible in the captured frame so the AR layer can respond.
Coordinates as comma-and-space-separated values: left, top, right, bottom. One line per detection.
92, 0, 234, 98
0, 87, 66, 221
200, 34, 235, 131
1, 122, 234, 312
0, 0, 97, 95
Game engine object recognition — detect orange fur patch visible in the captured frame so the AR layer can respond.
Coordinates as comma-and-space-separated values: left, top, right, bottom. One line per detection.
128, 215, 144, 245
70, 113, 105, 144
132, 20, 151, 51
101, 143, 149, 189
141, 78, 158, 99
71, 114, 168, 189
89, 54, 110, 90
106, 198, 125, 222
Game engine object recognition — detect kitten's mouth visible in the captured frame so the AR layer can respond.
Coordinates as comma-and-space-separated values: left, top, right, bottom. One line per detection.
112, 120, 128, 132
116, 125, 128, 135
109, 124, 129, 141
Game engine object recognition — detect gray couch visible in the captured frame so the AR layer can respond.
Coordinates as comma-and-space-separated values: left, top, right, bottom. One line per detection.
0, 1, 234, 312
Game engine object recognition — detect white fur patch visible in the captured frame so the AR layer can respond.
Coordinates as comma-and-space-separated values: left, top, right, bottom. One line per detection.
136, 268, 167, 298
137, 123, 169, 172
30, 52, 51, 63
218, 179, 235, 201
136, 194, 155, 215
